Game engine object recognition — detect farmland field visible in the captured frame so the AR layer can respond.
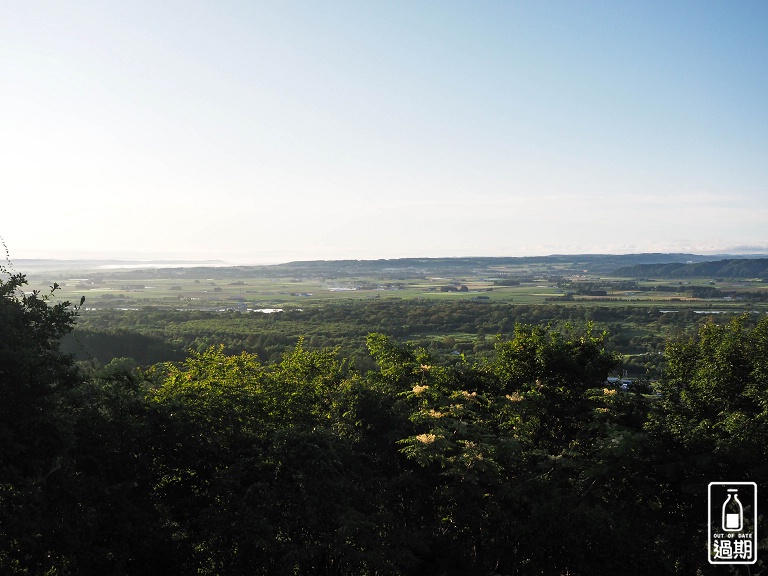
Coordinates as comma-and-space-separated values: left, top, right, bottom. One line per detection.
21, 255, 768, 312
17, 255, 764, 384
6, 254, 768, 575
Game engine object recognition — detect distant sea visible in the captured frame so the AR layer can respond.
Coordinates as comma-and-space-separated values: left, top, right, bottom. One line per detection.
13, 259, 230, 273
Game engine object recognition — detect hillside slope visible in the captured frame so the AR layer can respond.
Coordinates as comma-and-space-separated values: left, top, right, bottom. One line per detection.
613, 258, 768, 279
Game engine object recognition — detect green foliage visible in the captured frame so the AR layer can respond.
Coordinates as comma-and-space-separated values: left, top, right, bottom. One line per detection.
651, 315, 768, 461
142, 341, 420, 575
615, 257, 768, 279
643, 316, 768, 573
385, 325, 654, 575
491, 324, 619, 450
4, 259, 767, 575
0, 271, 81, 573
152, 345, 266, 439
63, 300, 724, 382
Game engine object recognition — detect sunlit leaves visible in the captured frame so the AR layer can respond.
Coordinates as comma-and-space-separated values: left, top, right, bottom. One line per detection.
651, 315, 768, 456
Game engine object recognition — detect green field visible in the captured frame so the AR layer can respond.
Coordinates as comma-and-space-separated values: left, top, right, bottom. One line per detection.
25, 264, 768, 312
16, 255, 767, 381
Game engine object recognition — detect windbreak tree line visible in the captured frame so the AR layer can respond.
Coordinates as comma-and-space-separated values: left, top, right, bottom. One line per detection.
1, 272, 766, 575
62, 301, 715, 374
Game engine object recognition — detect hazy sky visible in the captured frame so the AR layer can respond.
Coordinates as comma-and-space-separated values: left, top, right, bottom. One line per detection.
2, 1, 767, 263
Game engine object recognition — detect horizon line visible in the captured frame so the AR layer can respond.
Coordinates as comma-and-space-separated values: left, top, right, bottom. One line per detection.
8, 250, 768, 271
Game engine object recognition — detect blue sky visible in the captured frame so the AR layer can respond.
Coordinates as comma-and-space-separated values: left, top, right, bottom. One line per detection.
2, 1, 767, 263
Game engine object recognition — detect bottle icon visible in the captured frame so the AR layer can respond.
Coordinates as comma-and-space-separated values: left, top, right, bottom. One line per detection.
722, 489, 743, 532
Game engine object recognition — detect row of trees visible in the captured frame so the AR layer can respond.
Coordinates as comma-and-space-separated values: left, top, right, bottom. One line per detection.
1, 271, 766, 574
61, 300, 735, 376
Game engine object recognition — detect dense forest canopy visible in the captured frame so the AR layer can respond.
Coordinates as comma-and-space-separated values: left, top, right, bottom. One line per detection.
2, 264, 767, 574
613, 258, 768, 279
